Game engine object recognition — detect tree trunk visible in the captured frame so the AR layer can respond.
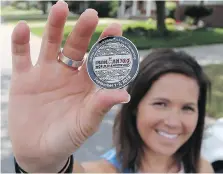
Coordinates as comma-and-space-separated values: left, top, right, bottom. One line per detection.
193, 0, 204, 25
155, 1, 167, 36
41, 1, 47, 14
26, 2, 30, 10
51, 1, 57, 5
194, 17, 199, 25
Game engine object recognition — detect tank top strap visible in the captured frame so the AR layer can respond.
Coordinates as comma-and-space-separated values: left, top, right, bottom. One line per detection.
101, 149, 185, 173
100, 148, 131, 173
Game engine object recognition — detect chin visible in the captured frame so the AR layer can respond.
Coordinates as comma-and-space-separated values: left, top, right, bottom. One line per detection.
151, 144, 179, 156
144, 131, 184, 156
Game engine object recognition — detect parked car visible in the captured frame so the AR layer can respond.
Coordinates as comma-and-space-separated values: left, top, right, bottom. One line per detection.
201, 118, 223, 173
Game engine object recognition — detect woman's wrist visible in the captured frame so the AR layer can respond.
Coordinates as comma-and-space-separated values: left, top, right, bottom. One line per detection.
14, 155, 74, 173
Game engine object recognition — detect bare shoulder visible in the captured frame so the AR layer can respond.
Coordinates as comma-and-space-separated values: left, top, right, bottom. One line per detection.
198, 157, 214, 173
73, 159, 117, 173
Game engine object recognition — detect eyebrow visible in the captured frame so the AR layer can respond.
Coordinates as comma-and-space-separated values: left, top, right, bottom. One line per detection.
152, 97, 197, 106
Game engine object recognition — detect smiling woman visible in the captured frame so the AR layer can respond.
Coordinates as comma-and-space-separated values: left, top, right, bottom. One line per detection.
110, 49, 213, 173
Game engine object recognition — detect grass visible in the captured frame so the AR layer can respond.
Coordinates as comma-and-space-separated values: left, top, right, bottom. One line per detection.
204, 64, 223, 119
1, 6, 45, 21
122, 28, 223, 49
2, 15, 78, 22
1, 5, 42, 16
1, 5, 78, 22
30, 22, 223, 51
1, 12, 78, 22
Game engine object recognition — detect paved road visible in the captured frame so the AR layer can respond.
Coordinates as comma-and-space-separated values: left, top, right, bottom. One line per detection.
1, 23, 222, 172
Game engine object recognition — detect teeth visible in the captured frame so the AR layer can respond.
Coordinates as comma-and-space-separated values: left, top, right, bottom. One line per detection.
157, 131, 178, 139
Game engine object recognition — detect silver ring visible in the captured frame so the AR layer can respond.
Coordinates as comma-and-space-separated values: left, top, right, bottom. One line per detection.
58, 49, 84, 68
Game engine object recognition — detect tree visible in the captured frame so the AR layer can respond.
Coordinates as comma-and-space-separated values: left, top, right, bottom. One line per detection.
67, 1, 118, 17
40, 1, 48, 14
155, 1, 167, 36
184, 1, 213, 25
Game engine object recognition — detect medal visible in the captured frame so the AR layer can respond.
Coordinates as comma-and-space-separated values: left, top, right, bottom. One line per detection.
87, 36, 140, 89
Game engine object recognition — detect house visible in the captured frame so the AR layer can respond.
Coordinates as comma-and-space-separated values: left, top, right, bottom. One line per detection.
175, 0, 223, 27
117, 1, 157, 19
64, 1, 157, 19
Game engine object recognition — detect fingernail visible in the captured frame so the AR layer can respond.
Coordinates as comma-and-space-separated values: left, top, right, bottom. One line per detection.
121, 94, 131, 104
17, 20, 27, 25
111, 22, 122, 28
84, 8, 98, 16
57, 0, 67, 6
57, 0, 65, 3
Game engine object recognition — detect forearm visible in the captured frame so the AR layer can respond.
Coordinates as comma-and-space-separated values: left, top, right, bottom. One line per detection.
73, 161, 86, 173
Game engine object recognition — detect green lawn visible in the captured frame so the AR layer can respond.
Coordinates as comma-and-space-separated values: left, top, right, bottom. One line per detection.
30, 22, 223, 51
1, 5, 78, 22
2, 15, 78, 22
1, 5, 42, 16
1, 5, 46, 21
204, 64, 223, 119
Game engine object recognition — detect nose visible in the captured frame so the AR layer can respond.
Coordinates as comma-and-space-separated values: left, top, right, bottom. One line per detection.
164, 110, 181, 128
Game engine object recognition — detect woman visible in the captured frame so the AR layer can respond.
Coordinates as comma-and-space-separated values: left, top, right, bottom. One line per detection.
105, 49, 212, 173
9, 1, 214, 173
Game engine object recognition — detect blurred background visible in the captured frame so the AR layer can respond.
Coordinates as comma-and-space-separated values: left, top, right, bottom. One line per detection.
1, 0, 223, 173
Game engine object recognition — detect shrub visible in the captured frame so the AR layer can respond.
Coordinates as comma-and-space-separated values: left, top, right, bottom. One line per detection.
67, 1, 118, 17
146, 18, 176, 26
108, 0, 119, 17
166, 1, 177, 18
147, 18, 156, 25
165, 18, 176, 25
184, 5, 213, 25
88, 1, 118, 17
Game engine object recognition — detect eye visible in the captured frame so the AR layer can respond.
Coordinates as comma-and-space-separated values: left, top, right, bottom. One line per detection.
182, 106, 195, 112
153, 102, 167, 108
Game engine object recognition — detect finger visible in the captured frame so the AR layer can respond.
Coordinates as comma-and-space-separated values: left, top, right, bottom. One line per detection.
11, 21, 32, 73
79, 23, 123, 81
61, 9, 98, 68
91, 89, 130, 121
99, 22, 123, 40
38, 0, 68, 63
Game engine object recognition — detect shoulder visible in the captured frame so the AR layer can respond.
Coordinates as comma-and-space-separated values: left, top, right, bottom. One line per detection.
198, 157, 214, 173
73, 148, 119, 173
72, 159, 117, 173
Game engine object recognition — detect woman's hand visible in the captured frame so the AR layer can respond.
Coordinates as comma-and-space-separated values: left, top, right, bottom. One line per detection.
8, 1, 130, 172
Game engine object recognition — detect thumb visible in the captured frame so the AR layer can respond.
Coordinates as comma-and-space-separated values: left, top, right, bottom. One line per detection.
92, 88, 130, 117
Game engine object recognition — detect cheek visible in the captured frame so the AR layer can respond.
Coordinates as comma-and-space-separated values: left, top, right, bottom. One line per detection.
182, 114, 199, 135
136, 106, 163, 135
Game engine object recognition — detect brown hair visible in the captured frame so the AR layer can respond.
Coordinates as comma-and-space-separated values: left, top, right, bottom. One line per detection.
112, 48, 211, 173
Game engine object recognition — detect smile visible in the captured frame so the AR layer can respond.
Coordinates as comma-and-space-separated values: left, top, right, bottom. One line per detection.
156, 130, 179, 140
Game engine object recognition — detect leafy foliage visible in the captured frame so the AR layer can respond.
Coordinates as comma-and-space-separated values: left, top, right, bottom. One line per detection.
184, 5, 213, 25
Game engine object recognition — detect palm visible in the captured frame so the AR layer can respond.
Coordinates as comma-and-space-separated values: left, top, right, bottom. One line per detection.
9, 61, 94, 157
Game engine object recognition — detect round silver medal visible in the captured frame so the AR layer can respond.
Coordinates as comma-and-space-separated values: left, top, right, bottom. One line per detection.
87, 36, 140, 89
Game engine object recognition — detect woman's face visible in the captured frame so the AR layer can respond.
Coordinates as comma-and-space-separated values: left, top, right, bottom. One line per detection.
136, 73, 199, 156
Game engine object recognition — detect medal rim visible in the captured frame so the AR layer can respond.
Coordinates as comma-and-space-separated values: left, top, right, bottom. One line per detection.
86, 35, 140, 89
